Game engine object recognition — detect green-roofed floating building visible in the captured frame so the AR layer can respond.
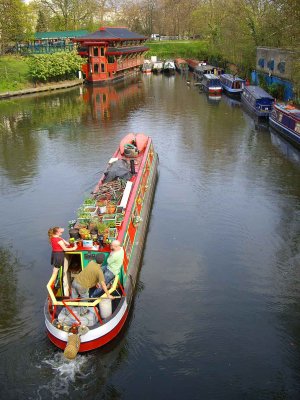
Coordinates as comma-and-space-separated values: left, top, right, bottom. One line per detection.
18, 30, 88, 55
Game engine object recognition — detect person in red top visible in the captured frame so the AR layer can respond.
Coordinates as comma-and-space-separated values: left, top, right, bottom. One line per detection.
48, 226, 77, 283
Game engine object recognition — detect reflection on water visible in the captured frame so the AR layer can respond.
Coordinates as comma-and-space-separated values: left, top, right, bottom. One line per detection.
82, 77, 145, 123
0, 74, 300, 399
270, 128, 300, 166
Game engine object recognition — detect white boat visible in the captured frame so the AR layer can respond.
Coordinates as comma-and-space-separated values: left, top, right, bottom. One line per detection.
152, 60, 164, 73
163, 60, 176, 74
142, 60, 152, 73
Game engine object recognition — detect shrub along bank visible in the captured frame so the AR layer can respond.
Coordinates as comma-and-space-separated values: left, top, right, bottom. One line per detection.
0, 52, 83, 93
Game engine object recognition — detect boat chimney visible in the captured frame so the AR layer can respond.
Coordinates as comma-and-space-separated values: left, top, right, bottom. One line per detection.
130, 159, 136, 175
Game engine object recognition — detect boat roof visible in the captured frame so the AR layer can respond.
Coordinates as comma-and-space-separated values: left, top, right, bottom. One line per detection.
75, 27, 147, 42
275, 103, 300, 119
34, 29, 88, 40
244, 85, 274, 100
204, 73, 220, 80
221, 73, 245, 82
195, 64, 215, 71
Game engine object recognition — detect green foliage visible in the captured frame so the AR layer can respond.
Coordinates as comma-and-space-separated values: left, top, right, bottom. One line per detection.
0, 0, 34, 53
146, 40, 209, 60
28, 51, 83, 83
0, 55, 30, 92
267, 83, 285, 99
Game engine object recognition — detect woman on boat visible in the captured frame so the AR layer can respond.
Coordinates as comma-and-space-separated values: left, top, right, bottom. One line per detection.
48, 227, 77, 293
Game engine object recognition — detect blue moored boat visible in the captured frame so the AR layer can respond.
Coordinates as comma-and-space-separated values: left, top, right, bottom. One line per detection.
201, 74, 222, 95
270, 103, 300, 148
220, 74, 245, 96
241, 86, 274, 118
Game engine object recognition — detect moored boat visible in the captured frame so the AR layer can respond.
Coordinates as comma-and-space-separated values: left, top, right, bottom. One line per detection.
163, 60, 176, 74
152, 60, 164, 73
45, 134, 158, 353
220, 74, 245, 96
175, 58, 188, 72
194, 64, 224, 81
201, 74, 222, 95
241, 85, 274, 119
186, 59, 205, 71
142, 60, 153, 73
269, 103, 300, 148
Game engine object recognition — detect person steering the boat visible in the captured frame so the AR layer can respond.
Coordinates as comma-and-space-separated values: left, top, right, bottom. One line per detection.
48, 226, 77, 280
72, 253, 114, 303
90, 240, 124, 297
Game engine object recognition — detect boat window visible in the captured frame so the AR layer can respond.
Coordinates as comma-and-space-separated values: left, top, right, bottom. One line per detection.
100, 47, 104, 56
94, 63, 99, 73
108, 56, 115, 64
101, 63, 105, 72
93, 47, 99, 57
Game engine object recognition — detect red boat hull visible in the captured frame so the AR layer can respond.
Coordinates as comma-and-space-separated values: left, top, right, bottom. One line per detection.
47, 308, 129, 352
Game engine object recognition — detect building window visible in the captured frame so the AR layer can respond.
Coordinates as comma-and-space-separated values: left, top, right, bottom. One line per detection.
277, 61, 286, 74
108, 56, 115, 64
101, 63, 105, 72
258, 58, 264, 68
267, 59, 274, 71
94, 63, 99, 73
100, 47, 104, 56
93, 47, 99, 56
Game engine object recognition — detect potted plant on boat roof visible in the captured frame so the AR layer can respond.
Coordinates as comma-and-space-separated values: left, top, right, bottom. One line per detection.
83, 197, 96, 207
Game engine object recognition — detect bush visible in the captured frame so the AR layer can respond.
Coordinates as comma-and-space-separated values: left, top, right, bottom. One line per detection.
267, 83, 285, 99
28, 51, 83, 83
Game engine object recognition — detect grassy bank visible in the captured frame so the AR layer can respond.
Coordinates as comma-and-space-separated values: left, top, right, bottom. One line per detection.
0, 53, 82, 94
0, 56, 30, 92
146, 40, 210, 60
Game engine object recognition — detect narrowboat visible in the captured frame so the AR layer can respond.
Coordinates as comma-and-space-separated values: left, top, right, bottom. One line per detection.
269, 103, 300, 148
163, 60, 176, 74
241, 86, 274, 118
142, 60, 153, 73
194, 64, 224, 81
175, 58, 188, 72
186, 59, 205, 71
220, 74, 245, 96
45, 134, 158, 353
201, 74, 222, 95
152, 60, 163, 73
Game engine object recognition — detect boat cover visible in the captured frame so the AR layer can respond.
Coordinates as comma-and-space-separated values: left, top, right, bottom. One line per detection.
58, 306, 98, 327
103, 159, 132, 182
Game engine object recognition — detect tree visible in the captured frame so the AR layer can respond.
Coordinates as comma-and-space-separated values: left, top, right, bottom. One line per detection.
0, 0, 33, 53
36, 9, 50, 32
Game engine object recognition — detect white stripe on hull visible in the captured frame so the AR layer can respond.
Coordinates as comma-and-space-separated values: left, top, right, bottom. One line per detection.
45, 298, 128, 343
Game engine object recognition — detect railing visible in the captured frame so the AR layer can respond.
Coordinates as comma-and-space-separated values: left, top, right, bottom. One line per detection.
47, 273, 121, 308
17, 43, 75, 55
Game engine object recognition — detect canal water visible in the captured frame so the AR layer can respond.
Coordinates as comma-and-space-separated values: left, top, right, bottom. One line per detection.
0, 74, 300, 400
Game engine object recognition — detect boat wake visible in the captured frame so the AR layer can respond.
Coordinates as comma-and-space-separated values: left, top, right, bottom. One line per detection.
36, 352, 94, 399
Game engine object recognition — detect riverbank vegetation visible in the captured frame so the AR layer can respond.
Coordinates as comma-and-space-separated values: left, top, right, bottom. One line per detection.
146, 41, 209, 60
0, 52, 82, 92
0, 56, 29, 92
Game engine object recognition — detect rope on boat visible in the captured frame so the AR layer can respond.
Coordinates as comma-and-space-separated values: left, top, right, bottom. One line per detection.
64, 333, 80, 359
63, 326, 89, 359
